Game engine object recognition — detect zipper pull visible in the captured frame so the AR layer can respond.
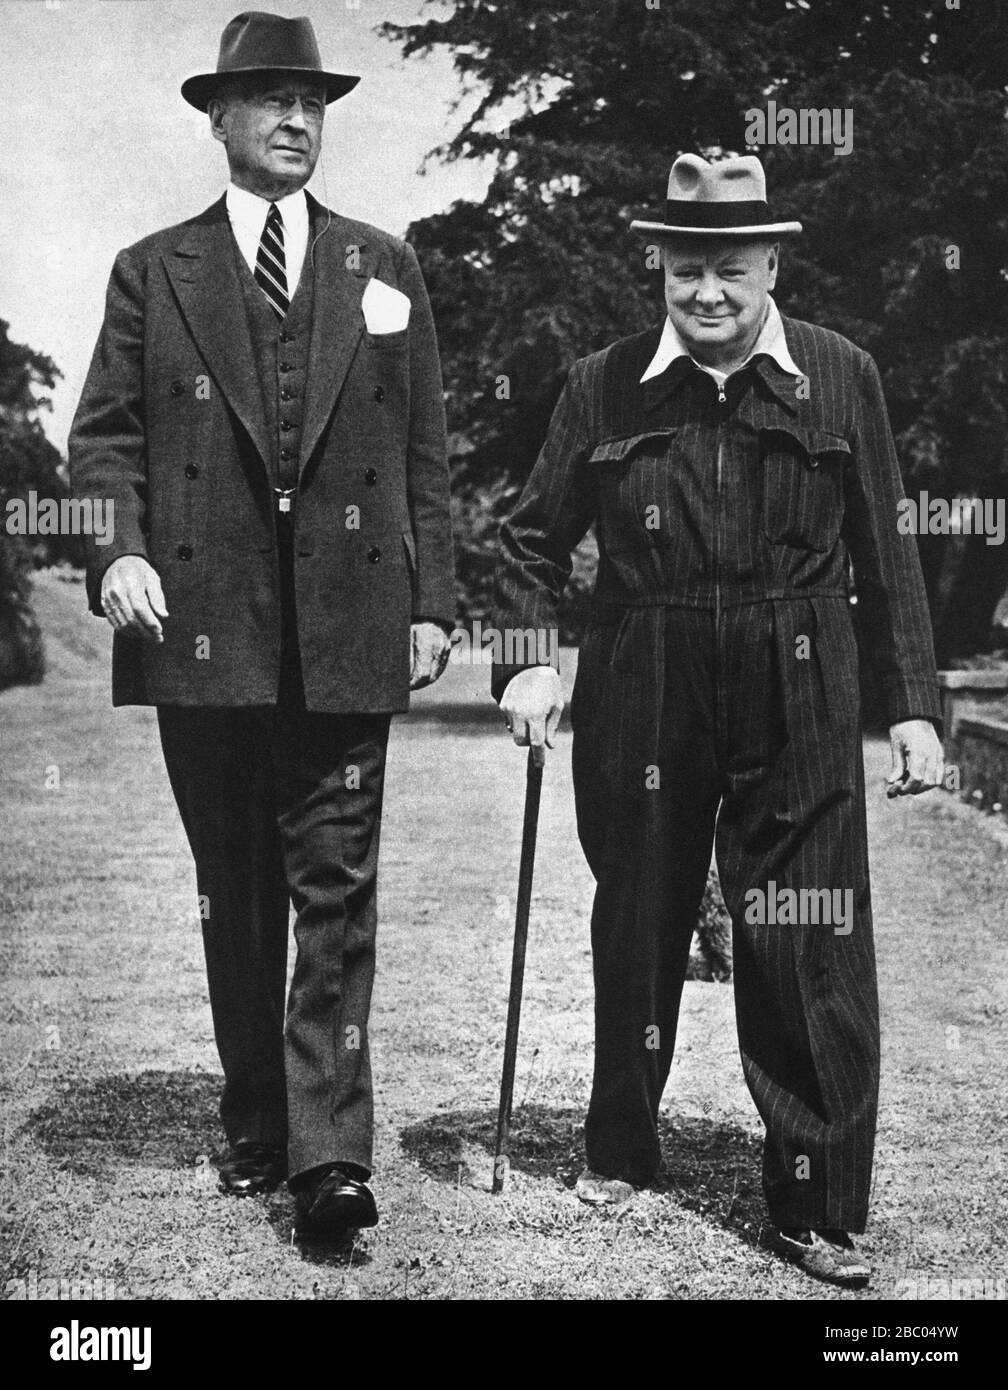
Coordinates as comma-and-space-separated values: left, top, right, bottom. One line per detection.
717, 382, 726, 405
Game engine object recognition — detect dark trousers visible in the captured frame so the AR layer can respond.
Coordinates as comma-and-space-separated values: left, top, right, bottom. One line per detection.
157, 515, 391, 1180
572, 600, 879, 1232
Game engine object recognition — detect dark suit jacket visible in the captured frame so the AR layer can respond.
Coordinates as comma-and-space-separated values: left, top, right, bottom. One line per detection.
491, 316, 941, 732
69, 192, 454, 712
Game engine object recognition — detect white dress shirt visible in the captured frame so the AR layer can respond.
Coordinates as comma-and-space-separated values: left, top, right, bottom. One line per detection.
640, 295, 804, 387
225, 183, 310, 298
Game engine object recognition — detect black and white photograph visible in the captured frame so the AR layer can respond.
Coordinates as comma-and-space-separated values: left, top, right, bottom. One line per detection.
1, 0, 1006, 1340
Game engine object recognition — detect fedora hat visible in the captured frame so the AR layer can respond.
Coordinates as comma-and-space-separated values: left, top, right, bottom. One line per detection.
630, 154, 802, 237
181, 11, 360, 112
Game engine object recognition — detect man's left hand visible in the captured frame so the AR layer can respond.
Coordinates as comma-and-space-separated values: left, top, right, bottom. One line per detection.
886, 719, 944, 797
410, 621, 452, 690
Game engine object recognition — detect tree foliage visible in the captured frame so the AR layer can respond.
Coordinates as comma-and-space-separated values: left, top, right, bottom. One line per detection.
0, 319, 70, 688
385, 0, 1008, 655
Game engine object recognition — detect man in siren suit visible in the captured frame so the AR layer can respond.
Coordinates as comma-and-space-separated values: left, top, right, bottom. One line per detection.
491, 155, 944, 1286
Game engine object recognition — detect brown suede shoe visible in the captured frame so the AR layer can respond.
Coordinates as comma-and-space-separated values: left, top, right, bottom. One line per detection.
574, 1169, 636, 1207
776, 1227, 871, 1288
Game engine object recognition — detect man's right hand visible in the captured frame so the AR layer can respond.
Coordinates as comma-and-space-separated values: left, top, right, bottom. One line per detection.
100, 556, 168, 643
500, 667, 564, 763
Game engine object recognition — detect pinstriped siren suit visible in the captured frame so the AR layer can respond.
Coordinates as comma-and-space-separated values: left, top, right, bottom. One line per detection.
492, 315, 941, 1231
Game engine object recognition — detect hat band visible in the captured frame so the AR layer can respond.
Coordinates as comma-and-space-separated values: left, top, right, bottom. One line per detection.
664, 199, 771, 228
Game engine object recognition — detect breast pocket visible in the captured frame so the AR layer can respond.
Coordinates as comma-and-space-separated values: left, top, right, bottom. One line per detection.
760, 426, 851, 553
590, 430, 678, 554
364, 328, 409, 352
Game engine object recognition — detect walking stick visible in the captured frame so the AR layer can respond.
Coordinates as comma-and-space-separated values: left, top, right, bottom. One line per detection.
492, 745, 544, 1194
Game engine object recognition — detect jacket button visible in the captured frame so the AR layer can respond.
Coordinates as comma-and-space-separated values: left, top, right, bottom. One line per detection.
280, 388, 297, 401
373, 386, 385, 402
279, 331, 294, 343
184, 464, 199, 479
177, 544, 193, 561
280, 418, 293, 431
280, 448, 294, 461
279, 361, 292, 373
170, 380, 185, 397
367, 545, 381, 563
364, 468, 378, 485
808, 454, 819, 469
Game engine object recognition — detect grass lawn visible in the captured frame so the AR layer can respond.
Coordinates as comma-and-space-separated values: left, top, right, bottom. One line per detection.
1, 570, 1006, 1300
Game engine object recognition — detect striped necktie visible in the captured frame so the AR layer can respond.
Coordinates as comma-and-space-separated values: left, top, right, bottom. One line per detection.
255, 202, 289, 320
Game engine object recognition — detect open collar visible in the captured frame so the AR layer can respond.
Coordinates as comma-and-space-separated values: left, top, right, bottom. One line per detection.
640, 296, 804, 383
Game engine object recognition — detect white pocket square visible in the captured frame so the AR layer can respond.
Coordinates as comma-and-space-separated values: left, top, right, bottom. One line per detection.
361, 278, 411, 334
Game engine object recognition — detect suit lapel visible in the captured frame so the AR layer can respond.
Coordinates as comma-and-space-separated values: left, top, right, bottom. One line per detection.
162, 193, 372, 479
162, 197, 271, 474
300, 194, 371, 472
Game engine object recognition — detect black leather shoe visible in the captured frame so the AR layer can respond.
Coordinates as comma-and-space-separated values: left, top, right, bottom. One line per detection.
217, 1141, 286, 1196
293, 1164, 379, 1237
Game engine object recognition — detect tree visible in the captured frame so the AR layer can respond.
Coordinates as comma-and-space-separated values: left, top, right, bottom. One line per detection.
0, 319, 69, 688
0, 320, 65, 498
385, 1, 1008, 655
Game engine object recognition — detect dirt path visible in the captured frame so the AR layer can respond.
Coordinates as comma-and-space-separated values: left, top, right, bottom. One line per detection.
1, 572, 1005, 1300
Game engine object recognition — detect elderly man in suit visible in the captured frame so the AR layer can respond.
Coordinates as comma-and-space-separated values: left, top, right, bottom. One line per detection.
492, 154, 943, 1286
70, 12, 454, 1239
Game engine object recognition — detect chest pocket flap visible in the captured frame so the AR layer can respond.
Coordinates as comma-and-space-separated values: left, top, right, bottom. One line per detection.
759, 424, 851, 552
590, 429, 678, 476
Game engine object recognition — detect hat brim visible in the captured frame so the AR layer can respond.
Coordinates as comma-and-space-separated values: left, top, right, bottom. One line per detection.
181, 67, 360, 112
630, 218, 802, 237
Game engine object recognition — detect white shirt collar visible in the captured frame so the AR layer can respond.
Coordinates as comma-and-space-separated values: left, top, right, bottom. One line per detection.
640, 296, 804, 385
225, 183, 310, 294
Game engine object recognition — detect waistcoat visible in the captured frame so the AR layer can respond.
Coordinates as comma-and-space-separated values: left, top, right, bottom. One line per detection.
234, 234, 315, 492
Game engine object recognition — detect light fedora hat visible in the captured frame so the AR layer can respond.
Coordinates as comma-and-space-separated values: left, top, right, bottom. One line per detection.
181, 11, 360, 112
631, 153, 802, 237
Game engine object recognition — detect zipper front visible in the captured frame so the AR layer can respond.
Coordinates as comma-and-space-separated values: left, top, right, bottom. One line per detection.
714, 379, 727, 633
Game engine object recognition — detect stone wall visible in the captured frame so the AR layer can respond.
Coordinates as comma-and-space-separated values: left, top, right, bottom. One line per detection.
938, 668, 1008, 815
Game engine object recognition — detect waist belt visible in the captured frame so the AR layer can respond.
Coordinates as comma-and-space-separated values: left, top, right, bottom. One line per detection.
594, 587, 850, 612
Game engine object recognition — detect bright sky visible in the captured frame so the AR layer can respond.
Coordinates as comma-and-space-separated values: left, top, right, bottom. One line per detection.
0, 0, 490, 452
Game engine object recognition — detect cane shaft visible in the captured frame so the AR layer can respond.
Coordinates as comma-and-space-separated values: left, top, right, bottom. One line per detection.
492, 749, 544, 1193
